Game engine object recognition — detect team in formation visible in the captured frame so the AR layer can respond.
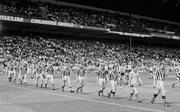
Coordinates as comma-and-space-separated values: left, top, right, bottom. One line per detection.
4, 59, 180, 107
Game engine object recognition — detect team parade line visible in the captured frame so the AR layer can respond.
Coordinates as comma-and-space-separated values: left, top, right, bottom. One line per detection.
3, 59, 180, 107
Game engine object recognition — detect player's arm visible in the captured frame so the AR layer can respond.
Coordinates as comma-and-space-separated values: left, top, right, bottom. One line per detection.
84, 70, 87, 79
176, 70, 180, 77
106, 73, 110, 85
61, 70, 64, 78
128, 73, 132, 86
96, 71, 100, 83
138, 75, 143, 86
76, 69, 79, 80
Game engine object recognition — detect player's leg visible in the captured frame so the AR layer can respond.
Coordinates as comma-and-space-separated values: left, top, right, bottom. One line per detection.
80, 78, 84, 93
14, 72, 20, 83
8, 72, 12, 82
151, 88, 160, 104
68, 77, 73, 93
7, 71, 10, 81
160, 81, 170, 107
36, 75, 40, 87
108, 80, 115, 98
14, 73, 17, 83
77, 78, 84, 93
40, 74, 44, 87
61, 77, 66, 92
11, 72, 15, 82
45, 77, 49, 88
50, 75, 55, 90
123, 75, 129, 85
117, 75, 121, 86
152, 75, 157, 88
133, 86, 142, 102
23, 74, 27, 85
77, 77, 82, 93
97, 78, 105, 95
20, 73, 23, 84
101, 80, 106, 95
172, 77, 180, 88
129, 85, 135, 101
113, 81, 117, 97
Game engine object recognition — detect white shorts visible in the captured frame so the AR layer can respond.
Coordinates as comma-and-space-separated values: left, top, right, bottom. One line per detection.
176, 77, 180, 81
62, 76, 71, 87
110, 80, 117, 92
98, 78, 106, 86
8, 71, 15, 76
131, 81, 138, 87
36, 73, 43, 79
21, 73, 27, 82
78, 76, 85, 83
156, 80, 165, 95
46, 74, 54, 84
15, 73, 21, 79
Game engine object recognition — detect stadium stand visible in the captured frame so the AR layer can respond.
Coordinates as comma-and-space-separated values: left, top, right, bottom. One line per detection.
0, 0, 180, 35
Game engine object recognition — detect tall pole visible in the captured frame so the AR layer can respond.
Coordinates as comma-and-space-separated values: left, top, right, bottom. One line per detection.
130, 35, 132, 50
128, 0, 132, 50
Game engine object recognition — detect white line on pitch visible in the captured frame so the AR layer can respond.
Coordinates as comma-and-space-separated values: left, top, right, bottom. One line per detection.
0, 83, 166, 112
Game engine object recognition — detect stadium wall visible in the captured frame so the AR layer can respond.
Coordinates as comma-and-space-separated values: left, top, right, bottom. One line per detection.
1, 14, 180, 47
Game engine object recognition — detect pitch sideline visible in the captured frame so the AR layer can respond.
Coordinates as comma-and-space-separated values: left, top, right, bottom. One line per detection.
0, 82, 166, 112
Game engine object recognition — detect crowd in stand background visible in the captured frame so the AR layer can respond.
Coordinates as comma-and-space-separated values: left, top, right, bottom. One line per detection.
0, 33, 180, 73
0, 0, 180, 35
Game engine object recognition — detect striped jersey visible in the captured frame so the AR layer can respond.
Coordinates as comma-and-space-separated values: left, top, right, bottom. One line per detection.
107, 70, 118, 81
15, 65, 20, 73
21, 66, 27, 74
129, 71, 138, 84
77, 69, 85, 77
155, 68, 166, 81
62, 69, 70, 76
175, 67, 180, 77
98, 70, 108, 79
36, 66, 43, 74
47, 66, 54, 75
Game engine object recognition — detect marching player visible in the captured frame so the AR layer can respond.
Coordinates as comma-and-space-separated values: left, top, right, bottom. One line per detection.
97, 65, 108, 96
107, 65, 118, 98
30, 63, 36, 79
7, 61, 15, 82
14, 61, 21, 83
118, 65, 129, 86
20, 63, 27, 85
61, 66, 74, 93
148, 66, 153, 79
36, 62, 44, 87
129, 66, 143, 102
150, 63, 170, 107
76, 65, 86, 93
172, 64, 180, 88
149, 65, 158, 88
45, 65, 55, 90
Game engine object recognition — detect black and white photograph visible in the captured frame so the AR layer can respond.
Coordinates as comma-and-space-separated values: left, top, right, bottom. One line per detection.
0, 0, 180, 112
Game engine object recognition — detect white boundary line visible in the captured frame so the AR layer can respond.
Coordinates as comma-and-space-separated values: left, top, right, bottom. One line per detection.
0, 83, 166, 112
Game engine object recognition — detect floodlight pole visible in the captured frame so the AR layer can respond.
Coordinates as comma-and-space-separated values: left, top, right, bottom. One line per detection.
130, 35, 132, 50
128, 1, 132, 50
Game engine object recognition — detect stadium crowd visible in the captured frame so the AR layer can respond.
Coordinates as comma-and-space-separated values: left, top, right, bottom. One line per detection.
0, 33, 180, 71
0, 33, 180, 107
0, 0, 180, 35
0, 0, 180, 108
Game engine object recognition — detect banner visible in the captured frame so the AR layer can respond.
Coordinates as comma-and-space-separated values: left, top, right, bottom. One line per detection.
172, 35, 180, 40
81, 26, 108, 31
30, 19, 57, 25
57, 22, 75, 27
0, 14, 179, 40
0, 15, 24, 22
151, 33, 172, 38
